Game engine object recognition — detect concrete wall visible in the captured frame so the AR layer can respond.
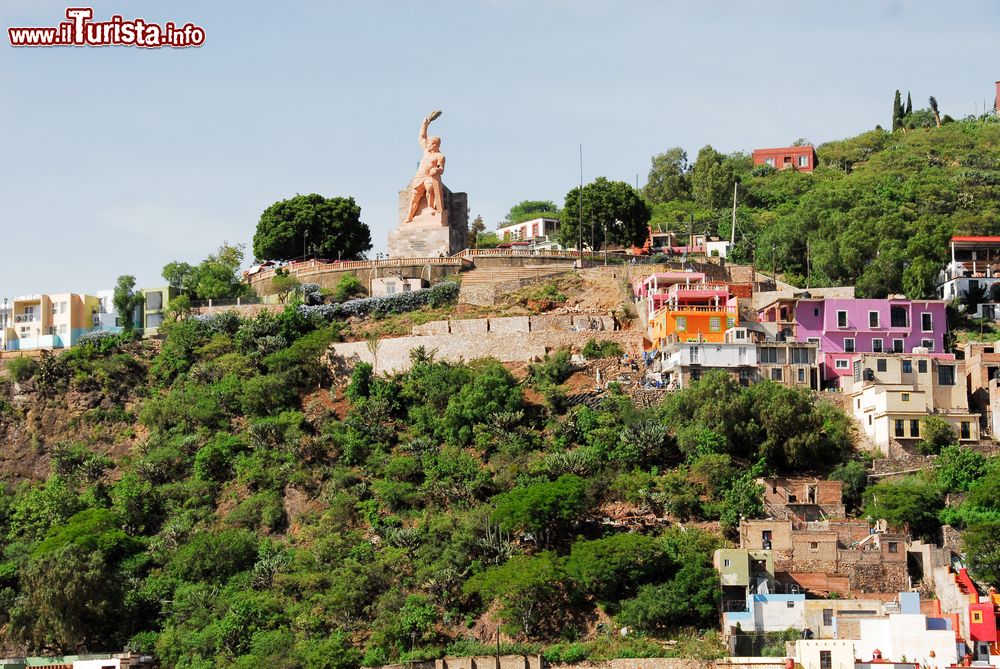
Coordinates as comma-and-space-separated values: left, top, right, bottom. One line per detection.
330, 328, 642, 375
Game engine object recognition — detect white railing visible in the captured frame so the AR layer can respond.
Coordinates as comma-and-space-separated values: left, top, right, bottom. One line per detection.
14, 314, 38, 323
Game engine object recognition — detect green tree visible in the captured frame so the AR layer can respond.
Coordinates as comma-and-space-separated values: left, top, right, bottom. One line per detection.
643, 148, 690, 204
616, 562, 720, 632
964, 521, 1000, 585
188, 242, 250, 300
558, 177, 651, 250
112, 275, 141, 333
468, 214, 486, 247
493, 474, 589, 548
8, 545, 120, 654
902, 257, 942, 299
829, 460, 869, 511
936, 445, 988, 492
864, 478, 943, 540
905, 91, 913, 117
463, 552, 576, 638
505, 200, 560, 224
565, 534, 670, 604
892, 89, 904, 130
254, 193, 372, 261
720, 472, 764, 536
691, 145, 736, 210
271, 269, 302, 304
162, 261, 195, 293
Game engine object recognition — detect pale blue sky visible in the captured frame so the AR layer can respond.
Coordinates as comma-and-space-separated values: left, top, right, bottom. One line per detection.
2, 0, 998, 297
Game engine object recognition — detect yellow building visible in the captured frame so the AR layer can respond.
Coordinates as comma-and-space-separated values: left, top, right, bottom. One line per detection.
4, 293, 103, 351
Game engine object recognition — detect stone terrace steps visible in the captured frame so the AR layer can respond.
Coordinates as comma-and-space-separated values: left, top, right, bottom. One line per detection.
460, 263, 575, 287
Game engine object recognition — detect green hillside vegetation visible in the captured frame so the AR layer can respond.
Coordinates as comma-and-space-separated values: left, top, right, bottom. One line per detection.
642, 114, 1000, 297
0, 291, 873, 668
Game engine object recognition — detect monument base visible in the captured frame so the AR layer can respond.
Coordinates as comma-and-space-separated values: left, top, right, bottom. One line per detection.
388, 210, 455, 258
388, 184, 468, 258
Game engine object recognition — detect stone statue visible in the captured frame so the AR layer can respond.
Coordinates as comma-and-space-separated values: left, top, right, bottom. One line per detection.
405, 110, 446, 222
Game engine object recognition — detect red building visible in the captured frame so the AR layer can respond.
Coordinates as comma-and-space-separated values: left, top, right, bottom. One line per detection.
752, 145, 817, 172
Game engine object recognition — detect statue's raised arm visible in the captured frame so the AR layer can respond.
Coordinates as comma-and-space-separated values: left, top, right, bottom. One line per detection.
419, 110, 442, 147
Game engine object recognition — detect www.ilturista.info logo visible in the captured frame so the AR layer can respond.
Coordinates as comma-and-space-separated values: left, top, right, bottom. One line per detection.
8, 8, 205, 48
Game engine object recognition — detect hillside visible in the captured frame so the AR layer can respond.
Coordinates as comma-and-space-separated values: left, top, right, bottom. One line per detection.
0, 292, 875, 666
646, 115, 1000, 298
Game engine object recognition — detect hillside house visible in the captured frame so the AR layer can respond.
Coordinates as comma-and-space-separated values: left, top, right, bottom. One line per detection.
938, 236, 1000, 319
752, 145, 817, 172
760, 477, 846, 522
846, 352, 980, 452
757, 296, 948, 387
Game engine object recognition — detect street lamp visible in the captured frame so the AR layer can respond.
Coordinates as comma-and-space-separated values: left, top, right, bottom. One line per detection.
303, 230, 309, 260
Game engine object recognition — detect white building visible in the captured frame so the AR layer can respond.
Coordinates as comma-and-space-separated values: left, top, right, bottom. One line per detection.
371, 276, 427, 297
496, 217, 562, 249
659, 332, 758, 389
939, 235, 1000, 319
855, 614, 960, 669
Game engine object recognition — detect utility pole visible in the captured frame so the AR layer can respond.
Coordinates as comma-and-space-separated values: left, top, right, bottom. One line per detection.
806, 239, 811, 289
731, 182, 738, 245
578, 144, 584, 268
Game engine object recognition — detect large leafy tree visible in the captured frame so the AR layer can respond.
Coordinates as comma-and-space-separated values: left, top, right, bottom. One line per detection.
643, 147, 690, 204
558, 177, 651, 250
254, 193, 372, 262
112, 275, 142, 332
161, 243, 251, 301
691, 145, 737, 210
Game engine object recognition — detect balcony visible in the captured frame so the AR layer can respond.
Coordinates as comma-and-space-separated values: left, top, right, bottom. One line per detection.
14, 314, 39, 324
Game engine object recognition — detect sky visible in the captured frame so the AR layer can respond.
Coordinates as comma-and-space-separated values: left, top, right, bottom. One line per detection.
1, 0, 999, 297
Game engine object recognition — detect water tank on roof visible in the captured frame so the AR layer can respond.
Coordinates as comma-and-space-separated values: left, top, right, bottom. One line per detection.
912, 346, 930, 355
800, 291, 813, 299
863, 368, 875, 381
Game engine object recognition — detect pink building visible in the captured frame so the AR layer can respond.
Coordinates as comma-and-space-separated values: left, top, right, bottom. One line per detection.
632, 271, 707, 321
758, 296, 948, 386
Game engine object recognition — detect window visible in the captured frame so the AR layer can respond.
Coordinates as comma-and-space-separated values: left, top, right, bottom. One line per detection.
823, 609, 834, 626
59, 324, 67, 334
895, 420, 905, 437
844, 338, 855, 353
690, 369, 701, 381
820, 649, 833, 669
386, 283, 396, 295
890, 305, 908, 328
739, 369, 753, 385
888, 542, 898, 554
734, 329, 746, 340
402, 282, 412, 292
903, 359, 913, 373
902, 393, 910, 402
798, 155, 810, 168
938, 365, 956, 386
146, 291, 163, 311
787, 601, 795, 609
723, 559, 731, 567
837, 311, 848, 328
798, 368, 805, 383
760, 347, 778, 364
771, 368, 783, 381
813, 308, 820, 317
835, 359, 849, 369
961, 422, 972, 440
869, 311, 880, 328
922, 339, 934, 351
873, 338, 883, 353
877, 359, 887, 372
709, 317, 721, 332
727, 317, 736, 329
918, 359, 928, 373
893, 339, 904, 353
676, 316, 687, 332
973, 610, 984, 624
922, 313, 933, 331
765, 157, 775, 167
145, 313, 164, 329
910, 419, 920, 437
791, 348, 811, 364
810, 541, 819, 550
690, 346, 700, 363
868, 415, 873, 426
808, 337, 821, 350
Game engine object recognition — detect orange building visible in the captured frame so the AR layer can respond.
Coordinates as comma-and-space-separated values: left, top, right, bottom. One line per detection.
649, 282, 740, 348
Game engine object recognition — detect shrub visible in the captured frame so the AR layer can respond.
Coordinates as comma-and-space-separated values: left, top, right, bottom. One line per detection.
334, 274, 366, 302
581, 338, 623, 359
5, 357, 38, 383
528, 349, 573, 387
917, 415, 958, 455
300, 280, 459, 321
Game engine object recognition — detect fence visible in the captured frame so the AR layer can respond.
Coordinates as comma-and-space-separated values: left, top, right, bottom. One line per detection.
189, 296, 262, 308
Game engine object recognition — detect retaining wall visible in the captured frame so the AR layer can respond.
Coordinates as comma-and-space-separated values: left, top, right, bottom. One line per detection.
330, 329, 643, 376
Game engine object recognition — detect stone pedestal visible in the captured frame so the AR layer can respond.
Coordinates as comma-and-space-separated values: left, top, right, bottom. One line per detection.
388, 181, 468, 258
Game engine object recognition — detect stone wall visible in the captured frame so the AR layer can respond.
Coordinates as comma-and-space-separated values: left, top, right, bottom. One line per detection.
410, 315, 617, 337
330, 328, 643, 376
